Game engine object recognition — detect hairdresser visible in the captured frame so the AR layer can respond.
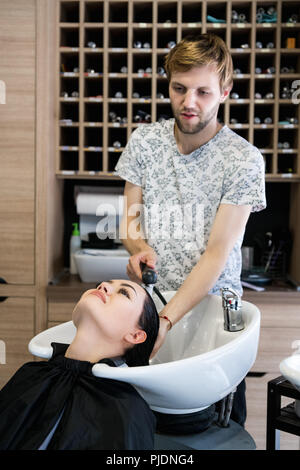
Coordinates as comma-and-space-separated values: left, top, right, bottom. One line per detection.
115, 33, 266, 429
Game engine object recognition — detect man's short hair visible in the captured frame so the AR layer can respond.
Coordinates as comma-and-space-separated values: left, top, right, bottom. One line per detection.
165, 33, 233, 92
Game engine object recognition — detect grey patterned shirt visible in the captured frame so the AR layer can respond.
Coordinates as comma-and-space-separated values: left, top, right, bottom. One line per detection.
115, 119, 266, 295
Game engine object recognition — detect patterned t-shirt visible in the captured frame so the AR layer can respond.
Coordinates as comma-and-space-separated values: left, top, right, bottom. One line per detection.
115, 119, 266, 295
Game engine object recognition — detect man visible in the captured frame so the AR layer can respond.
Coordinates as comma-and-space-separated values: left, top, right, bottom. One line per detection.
115, 33, 266, 428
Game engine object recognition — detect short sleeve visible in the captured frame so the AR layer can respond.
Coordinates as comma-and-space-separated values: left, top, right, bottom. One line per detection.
221, 147, 266, 212
114, 127, 144, 186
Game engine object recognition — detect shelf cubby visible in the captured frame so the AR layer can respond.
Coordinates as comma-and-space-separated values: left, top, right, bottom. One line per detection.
157, 27, 177, 50
254, 128, 274, 149
133, 1, 153, 23
182, 1, 202, 24
84, 102, 103, 122
84, 27, 104, 48
281, 27, 300, 49
108, 52, 127, 74
60, 27, 79, 47
156, 102, 173, 122
230, 103, 250, 124
108, 27, 128, 48
157, 2, 177, 23
60, 1, 80, 22
84, 51, 103, 73
60, 101, 79, 122
84, 151, 103, 172
84, 76, 103, 98
59, 150, 79, 172
254, 103, 274, 125
84, 1, 104, 22
232, 52, 251, 74
108, 1, 128, 22
132, 52, 153, 74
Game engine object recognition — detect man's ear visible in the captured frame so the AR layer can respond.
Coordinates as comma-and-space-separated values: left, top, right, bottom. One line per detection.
220, 86, 231, 103
124, 329, 147, 345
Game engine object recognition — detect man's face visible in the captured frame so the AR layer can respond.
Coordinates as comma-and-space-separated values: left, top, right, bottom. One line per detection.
169, 65, 229, 135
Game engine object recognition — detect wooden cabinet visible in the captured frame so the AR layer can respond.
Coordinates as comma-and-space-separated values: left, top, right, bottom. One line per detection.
0, 0, 36, 285
48, 300, 76, 327
0, 297, 35, 388
243, 290, 300, 373
0, 0, 37, 387
0, 0, 59, 386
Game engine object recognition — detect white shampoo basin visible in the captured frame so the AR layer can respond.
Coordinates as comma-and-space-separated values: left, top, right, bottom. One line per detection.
74, 248, 129, 282
29, 292, 260, 414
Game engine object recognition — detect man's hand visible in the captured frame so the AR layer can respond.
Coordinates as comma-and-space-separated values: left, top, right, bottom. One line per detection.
126, 249, 157, 284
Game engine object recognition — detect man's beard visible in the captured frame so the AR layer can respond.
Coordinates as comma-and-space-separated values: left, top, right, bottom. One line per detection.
172, 103, 219, 135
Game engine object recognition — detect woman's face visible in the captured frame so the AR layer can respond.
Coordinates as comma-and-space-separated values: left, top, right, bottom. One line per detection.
73, 279, 147, 344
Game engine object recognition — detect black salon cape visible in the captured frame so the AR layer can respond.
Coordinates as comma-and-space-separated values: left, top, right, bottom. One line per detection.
0, 343, 156, 450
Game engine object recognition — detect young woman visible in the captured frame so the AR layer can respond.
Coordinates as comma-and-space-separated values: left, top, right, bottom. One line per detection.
0, 280, 159, 450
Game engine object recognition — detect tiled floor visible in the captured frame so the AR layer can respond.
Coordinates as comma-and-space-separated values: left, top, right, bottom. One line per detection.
245, 373, 300, 450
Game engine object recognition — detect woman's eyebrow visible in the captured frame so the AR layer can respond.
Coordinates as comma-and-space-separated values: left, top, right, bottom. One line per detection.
120, 283, 137, 295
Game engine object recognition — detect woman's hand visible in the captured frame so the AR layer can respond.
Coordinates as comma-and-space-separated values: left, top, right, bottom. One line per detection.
126, 249, 157, 284
150, 316, 170, 358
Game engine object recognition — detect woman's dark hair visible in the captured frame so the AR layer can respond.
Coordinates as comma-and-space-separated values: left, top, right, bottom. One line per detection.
124, 288, 159, 367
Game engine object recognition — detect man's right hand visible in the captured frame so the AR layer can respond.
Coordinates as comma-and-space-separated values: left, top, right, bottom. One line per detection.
126, 250, 157, 284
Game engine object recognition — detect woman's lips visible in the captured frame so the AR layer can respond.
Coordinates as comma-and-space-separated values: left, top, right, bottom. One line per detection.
90, 290, 106, 303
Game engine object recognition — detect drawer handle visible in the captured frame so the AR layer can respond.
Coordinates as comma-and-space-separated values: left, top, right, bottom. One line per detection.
0, 278, 8, 303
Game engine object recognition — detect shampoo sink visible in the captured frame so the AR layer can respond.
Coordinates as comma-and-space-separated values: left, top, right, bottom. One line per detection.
29, 291, 261, 414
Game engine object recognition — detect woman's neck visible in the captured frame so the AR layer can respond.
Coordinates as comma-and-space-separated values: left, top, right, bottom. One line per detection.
64, 327, 123, 363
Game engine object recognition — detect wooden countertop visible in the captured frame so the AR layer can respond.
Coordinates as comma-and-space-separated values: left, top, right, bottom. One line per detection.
47, 272, 96, 301
47, 271, 300, 303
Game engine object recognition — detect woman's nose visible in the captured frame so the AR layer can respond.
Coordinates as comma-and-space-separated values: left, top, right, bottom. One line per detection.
98, 282, 113, 295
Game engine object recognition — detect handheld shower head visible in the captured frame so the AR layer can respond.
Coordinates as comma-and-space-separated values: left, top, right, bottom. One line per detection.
142, 265, 158, 285
141, 264, 157, 295
141, 263, 167, 306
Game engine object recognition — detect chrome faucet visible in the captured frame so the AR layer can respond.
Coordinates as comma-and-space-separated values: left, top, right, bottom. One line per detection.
221, 287, 244, 332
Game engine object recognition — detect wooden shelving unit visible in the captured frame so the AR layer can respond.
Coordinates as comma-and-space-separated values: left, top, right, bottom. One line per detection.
56, 0, 300, 180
